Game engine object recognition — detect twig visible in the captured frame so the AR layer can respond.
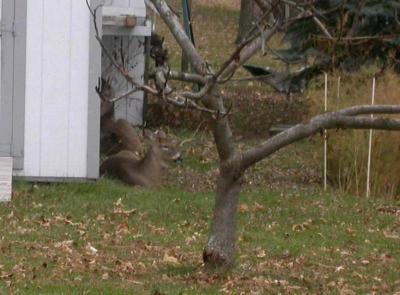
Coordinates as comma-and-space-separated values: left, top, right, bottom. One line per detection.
109, 88, 140, 103
281, 0, 333, 39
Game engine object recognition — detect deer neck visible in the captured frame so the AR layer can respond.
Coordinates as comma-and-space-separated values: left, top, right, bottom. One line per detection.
136, 145, 164, 181
101, 113, 115, 131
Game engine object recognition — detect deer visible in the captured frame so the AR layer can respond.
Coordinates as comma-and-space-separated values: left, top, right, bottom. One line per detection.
98, 79, 143, 156
97, 79, 182, 188
100, 130, 182, 188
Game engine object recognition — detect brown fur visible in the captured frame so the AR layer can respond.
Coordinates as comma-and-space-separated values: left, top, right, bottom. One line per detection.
99, 79, 142, 156
100, 132, 181, 188
101, 115, 143, 156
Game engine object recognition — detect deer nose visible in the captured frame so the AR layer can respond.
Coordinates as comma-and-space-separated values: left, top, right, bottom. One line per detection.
173, 153, 183, 164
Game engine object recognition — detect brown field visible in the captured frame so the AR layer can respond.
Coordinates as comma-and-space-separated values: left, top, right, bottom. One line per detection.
193, 0, 240, 10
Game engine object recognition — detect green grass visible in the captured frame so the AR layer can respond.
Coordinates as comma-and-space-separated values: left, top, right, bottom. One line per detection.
0, 181, 399, 294
1, 2, 399, 294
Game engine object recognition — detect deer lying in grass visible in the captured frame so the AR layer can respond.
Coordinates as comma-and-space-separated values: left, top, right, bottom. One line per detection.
98, 79, 182, 188
100, 130, 182, 188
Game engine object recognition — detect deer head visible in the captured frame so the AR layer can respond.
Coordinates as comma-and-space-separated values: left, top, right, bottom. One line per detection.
144, 130, 183, 164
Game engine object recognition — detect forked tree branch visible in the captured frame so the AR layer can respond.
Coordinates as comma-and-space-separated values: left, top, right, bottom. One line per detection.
240, 105, 400, 170
150, 0, 209, 75
150, 0, 281, 85
216, 8, 281, 82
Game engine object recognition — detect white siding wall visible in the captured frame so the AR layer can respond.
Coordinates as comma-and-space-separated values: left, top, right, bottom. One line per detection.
21, 0, 91, 178
102, 36, 145, 125
102, 0, 147, 126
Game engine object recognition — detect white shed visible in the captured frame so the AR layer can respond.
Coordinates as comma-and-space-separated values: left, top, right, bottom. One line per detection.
0, 0, 151, 181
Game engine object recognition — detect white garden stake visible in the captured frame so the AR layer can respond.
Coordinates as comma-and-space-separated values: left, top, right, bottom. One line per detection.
324, 73, 328, 191
366, 77, 376, 198
0, 157, 13, 203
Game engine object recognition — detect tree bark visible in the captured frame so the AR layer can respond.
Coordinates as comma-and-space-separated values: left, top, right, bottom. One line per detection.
236, 0, 256, 44
201, 92, 242, 269
203, 175, 242, 269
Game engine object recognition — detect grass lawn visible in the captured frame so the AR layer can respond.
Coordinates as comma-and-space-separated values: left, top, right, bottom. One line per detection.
0, 179, 399, 294
1, 1, 399, 294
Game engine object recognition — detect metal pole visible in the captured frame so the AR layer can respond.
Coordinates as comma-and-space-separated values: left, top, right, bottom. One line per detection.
336, 76, 341, 104
366, 76, 376, 198
181, 0, 194, 72
324, 73, 328, 191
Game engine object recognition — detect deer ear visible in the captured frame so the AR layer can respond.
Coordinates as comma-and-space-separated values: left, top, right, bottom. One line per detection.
143, 129, 156, 141
155, 130, 167, 140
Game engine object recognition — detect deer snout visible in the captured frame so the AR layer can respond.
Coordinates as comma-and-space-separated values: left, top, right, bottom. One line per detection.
172, 152, 183, 164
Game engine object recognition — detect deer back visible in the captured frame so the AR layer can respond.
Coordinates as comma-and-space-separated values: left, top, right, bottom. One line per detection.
101, 130, 182, 188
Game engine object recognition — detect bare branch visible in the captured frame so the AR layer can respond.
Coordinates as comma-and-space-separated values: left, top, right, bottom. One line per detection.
395, 8, 400, 26
339, 105, 400, 116
153, 67, 220, 116
165, 70, 207, 85
240, 106, 400, 170
217, 21, 281, 82
107, 88, 140, 103
164, 95, 218, 115
150, 0, 209, 75
215, 2, 283, 82
282, 0, 333, 39
154, 67, 212, 101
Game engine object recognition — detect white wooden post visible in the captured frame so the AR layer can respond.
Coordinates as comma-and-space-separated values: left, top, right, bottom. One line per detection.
0, 0, 2, 104
324, 73, 328, 191
366, 77, 376, 198
101, 1, 151, 126
0, 157, 12, 202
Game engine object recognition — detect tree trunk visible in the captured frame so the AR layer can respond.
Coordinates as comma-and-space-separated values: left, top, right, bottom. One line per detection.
203, 175, 242, 269
236, 0, 256, 44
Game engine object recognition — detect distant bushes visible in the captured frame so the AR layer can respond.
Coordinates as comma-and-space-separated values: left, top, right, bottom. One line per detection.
145, 87, 309, 137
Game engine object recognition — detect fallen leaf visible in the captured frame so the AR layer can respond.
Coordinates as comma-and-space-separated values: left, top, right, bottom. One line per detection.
361, 260, 370, 266
335, 266, 345, 272
254, 202, 267, 212
383, 230, 399, 240
256, 249, 266, 258
163, 253, 180, 266
239, 204, 249, 213
96, 214, 105, 221
86, 243, 98, 255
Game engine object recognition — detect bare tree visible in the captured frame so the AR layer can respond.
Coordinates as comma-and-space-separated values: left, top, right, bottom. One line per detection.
89, 0, 400, 270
